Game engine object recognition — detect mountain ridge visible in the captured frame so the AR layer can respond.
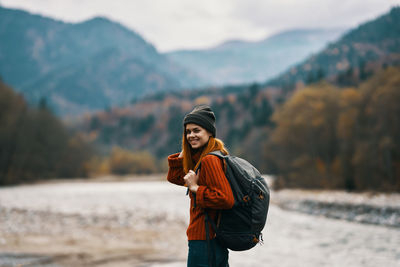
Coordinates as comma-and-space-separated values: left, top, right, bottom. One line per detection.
0, 6, 202, 115
166, 28, 346, 86
267, 6, 400, 89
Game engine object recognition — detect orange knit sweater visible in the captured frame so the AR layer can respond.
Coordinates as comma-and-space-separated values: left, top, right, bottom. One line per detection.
167, 152, 234, 240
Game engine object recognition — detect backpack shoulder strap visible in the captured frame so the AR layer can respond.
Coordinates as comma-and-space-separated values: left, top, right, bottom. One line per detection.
207, 150, 228, 172
195, 150, 225, 173
207, 150, 225, 158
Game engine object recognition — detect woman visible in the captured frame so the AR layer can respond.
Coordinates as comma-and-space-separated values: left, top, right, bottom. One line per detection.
167, 105, 234, 267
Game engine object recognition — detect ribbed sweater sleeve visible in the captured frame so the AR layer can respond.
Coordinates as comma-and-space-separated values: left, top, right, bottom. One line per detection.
195, 155, 234, 209
167, 153, 185, 186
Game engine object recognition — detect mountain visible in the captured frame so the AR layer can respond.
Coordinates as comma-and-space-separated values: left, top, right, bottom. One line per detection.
166, 28, 346, 86
267, 7, 400, 89
0, 7, 202, 115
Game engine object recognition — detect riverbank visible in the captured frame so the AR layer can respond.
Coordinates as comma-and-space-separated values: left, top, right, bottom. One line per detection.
1, 178, 399, 267
0, 178, 188, 267
272, 189, 400, 228
0, 206, 186, 267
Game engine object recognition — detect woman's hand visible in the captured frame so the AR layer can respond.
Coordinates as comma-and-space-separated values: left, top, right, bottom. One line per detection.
178, 151, 183, 158
184, 170, 199, 193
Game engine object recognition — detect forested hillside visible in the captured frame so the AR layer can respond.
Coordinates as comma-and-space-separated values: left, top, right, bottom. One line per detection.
78, 82, 274, 168
267, 7, 400, 91
78, 66, 400, 191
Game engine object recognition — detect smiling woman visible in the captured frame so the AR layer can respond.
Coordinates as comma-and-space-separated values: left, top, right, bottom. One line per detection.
167, 105, 233, 267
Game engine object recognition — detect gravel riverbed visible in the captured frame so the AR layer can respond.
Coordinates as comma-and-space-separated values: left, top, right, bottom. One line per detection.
273, 189, 400, 228
0, 177, 399, 267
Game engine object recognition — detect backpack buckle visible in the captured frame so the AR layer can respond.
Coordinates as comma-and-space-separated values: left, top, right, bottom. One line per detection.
252, 236, 259, 244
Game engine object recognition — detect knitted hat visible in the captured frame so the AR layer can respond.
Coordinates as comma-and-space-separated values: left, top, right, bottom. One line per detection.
183, 105, 216, 137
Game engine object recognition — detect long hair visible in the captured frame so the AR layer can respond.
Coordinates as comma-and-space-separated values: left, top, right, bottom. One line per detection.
182, 135, 228, 174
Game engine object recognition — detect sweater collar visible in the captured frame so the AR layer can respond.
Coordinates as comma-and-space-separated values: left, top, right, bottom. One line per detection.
191, 149, 203, 165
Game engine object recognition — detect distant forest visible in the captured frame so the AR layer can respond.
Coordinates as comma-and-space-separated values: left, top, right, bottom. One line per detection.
0, 80, 93, 185
77, 66, 400, 192
1, 67, 399, 191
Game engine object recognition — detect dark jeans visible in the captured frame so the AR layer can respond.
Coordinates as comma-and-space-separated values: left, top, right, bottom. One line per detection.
187, 239, 229, 267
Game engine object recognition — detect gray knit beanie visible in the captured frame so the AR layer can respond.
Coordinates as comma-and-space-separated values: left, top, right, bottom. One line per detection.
183, 105, 216, 137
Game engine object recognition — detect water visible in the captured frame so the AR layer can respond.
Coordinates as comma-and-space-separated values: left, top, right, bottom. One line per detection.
0, 180, 399, 267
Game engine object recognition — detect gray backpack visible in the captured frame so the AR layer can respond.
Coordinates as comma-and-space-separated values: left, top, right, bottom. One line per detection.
203, 151, 270, 251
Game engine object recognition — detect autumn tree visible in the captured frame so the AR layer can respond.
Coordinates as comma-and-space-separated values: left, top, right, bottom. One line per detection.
271, 83, 342, 188
336, 88, 362, 190
352, 67, 400, 190
270, 67, 400, 191
109, 147, 157, 174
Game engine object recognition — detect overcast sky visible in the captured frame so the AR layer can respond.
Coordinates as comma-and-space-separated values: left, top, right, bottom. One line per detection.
1, 0, 399, 52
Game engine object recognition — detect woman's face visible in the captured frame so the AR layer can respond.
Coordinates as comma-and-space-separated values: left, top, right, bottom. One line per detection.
185, 123, 212, 149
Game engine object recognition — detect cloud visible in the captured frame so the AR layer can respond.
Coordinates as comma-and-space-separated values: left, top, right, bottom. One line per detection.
1, 0, 399, 51
230, 0, 399, 34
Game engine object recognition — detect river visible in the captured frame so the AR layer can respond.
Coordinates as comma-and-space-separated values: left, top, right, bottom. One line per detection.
0, 179, 399, 267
